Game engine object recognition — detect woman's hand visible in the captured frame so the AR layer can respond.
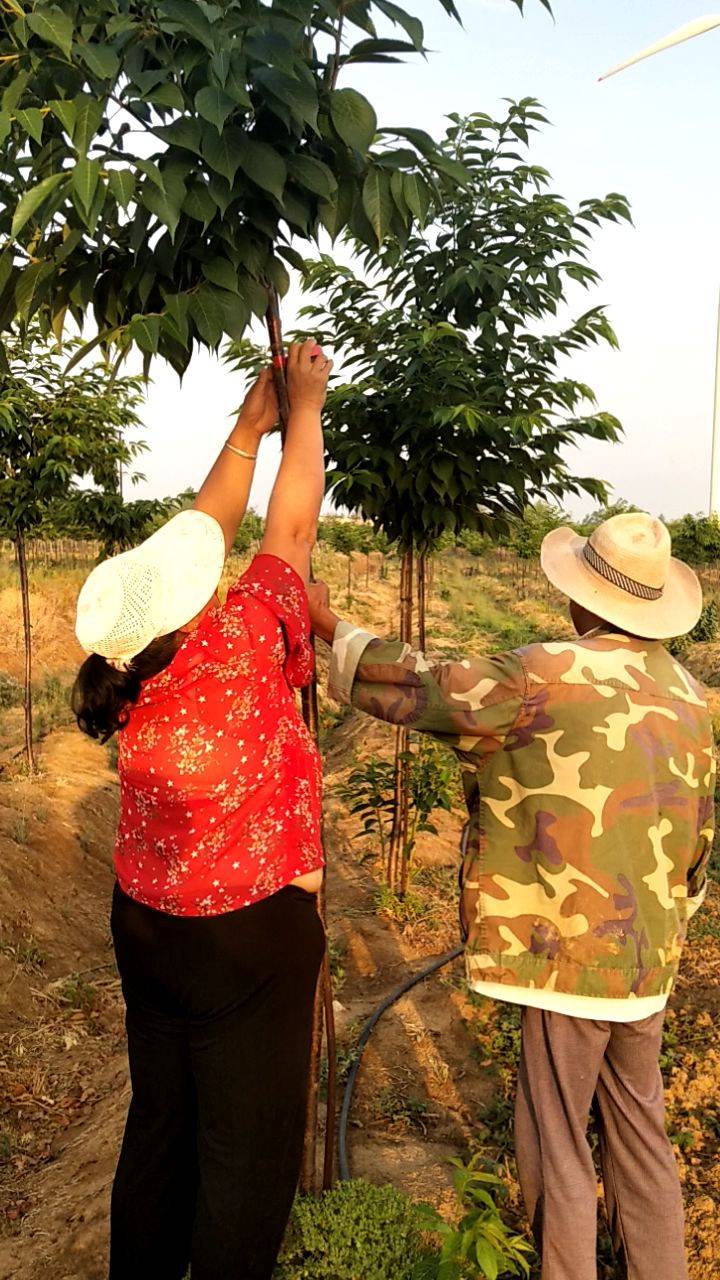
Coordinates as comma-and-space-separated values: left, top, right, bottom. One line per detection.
306, 580, 340, 645
287, 339, 333, 413
236, 367, 279, 438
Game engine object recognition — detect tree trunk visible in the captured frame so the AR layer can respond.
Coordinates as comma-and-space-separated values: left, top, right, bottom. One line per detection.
300, 970, 324, 1193
388, 547, 413, 893
265, 286, 335, 1193
16, 529, 36, 774
417, 552, 427, 651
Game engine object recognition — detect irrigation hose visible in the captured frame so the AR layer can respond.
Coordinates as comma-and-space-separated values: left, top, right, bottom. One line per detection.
337, 944, 464, 1183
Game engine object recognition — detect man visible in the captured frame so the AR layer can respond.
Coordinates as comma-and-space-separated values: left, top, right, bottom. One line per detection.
308, 513, 715, 1280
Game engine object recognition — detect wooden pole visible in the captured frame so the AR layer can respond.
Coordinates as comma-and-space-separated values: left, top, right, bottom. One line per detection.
389, 548, 413, 895
709, 288, 720, 516
16, 528, 36, 774
417, 552, 427, 651
264, 284, 336, 1194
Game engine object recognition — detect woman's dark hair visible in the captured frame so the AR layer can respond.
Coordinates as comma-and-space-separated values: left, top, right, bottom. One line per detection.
72, 632, 182, 743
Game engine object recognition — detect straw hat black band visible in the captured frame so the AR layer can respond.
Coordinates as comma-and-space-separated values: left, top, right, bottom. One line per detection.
583, 541, 664, 602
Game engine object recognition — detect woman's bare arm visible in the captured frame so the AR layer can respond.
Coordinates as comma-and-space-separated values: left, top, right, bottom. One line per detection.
193, 368, 278, 555
260, 340, 332, 582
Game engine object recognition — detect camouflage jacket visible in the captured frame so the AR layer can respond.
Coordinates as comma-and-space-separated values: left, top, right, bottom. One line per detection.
329, 625, 716, 1007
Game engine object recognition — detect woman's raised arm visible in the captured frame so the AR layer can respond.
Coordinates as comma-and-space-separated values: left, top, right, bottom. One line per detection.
193, 368, 278, 555
260, 340, 332, 582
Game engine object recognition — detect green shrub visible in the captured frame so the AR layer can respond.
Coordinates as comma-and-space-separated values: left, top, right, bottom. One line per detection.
275, 1180, 432, 1280
413, 1156, 534, 1279
0, 673, 23, 709
668, 599, 720, 656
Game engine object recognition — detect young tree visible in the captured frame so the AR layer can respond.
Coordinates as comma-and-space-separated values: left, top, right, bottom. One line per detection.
509, 501, 567, 595
319, 517, 362, 601
56, 490, 170, 556
667, 513, 720, 567
0, 324, 143, 770
232, 507, 264, 556
302, 102, 628, 891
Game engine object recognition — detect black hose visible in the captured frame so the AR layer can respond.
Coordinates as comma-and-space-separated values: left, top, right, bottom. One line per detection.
337, 944, 464, 1182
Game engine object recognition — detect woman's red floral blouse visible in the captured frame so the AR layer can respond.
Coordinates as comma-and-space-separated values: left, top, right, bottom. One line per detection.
114, 554, 323, 916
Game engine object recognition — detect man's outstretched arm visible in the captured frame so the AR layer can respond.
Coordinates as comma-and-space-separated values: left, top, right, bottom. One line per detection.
308, 581, 525, 751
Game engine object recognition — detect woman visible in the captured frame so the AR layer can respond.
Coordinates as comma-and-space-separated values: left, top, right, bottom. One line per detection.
72, 341, 332, 1280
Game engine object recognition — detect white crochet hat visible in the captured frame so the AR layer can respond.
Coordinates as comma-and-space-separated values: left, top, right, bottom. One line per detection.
75, 510, 225, 668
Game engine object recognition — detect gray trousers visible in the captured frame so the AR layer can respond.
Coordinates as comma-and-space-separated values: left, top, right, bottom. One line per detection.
515, 1008, 687, 1280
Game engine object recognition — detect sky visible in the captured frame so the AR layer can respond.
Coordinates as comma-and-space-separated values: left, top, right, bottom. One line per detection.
131, 0, 720, 521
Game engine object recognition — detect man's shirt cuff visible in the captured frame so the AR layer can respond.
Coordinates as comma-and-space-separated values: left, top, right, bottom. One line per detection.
328, 621, 377, 705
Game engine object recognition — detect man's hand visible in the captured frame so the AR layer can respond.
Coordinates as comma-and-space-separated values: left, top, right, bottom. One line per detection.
235, 367, 279, 438
307, 580, 340, 645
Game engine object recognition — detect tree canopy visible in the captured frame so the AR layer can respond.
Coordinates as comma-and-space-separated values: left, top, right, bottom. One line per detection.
0, 0, 484, 374
300, 104, 630, 551
0, 321, 144, 541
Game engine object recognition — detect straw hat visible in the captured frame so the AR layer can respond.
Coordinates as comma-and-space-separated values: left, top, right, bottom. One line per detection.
541, 513, 702, 640
75, 510, 225, 669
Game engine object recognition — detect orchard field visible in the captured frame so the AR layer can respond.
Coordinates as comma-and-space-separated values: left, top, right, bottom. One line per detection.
0, 541, 718, 1280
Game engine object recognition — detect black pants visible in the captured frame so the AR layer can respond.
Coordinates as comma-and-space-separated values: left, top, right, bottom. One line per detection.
109, 882, 325, 1280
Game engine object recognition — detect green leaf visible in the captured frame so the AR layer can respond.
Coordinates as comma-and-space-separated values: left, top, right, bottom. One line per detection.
237, 138, 286, 201
148, 82, 185, 111
182, 182, 216, 229
71, 95, 104, 156
158, 0, 216, 51
81, 43, 120, 80
254, 67, 318, 129
202, 257, 239, 294
162, 291, 190, 344
382, 125, 437, 156
11, 171, 67, 238
136, 157, 165, 190
206, 172, 233, 217
15, 262, 52, 321
403, 171, 431, 223
362, 168, 393, 244
287, 155, 337, 198
195, 85, 236, 133
108, 168, 136, 210
202, 125, 244, 184
210, 50, 231, 86
0, 112, 9, 145
49, 98, 76, 137
267, 256, 289, 296
330, 88, 377, 153
374, 0, 424, 49
142, 176, 185, 242
155, 116, 203, 154
432, 152, 470, 186
225, 56, 252, 108
344, 36, 417, 62
318, 182, 354, 240
129, 314, 161, 355
15, 108, 44, 144
26, 6, 73, 58
474, 1240, 499, 1280
63, 326, 122, 373
72, 158, 100, 213
189, 286, 224, 348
